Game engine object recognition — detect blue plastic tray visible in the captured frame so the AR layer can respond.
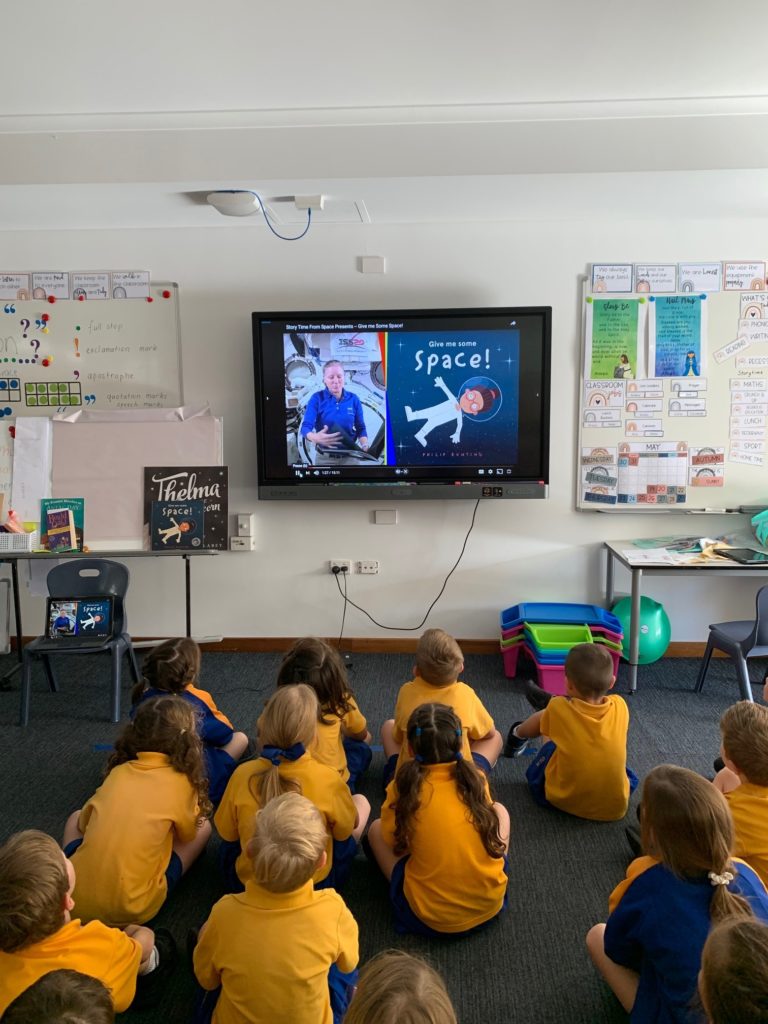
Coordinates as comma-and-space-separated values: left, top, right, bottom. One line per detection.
500, 602, 622, 631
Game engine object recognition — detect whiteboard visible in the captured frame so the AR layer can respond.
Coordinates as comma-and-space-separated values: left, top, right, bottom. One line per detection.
0, 282, 183, 512
578, 268, 768, 512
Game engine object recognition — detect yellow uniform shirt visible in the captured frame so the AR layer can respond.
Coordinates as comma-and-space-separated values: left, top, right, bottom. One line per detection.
725, 781, 768, 887
539, 694, 630, 821
392, 677, 495, 775
71, 751, 200, 925
379, 763, 507, 933
0, 918, 142, 1014
311, 696, 367, 782
214, 753, 357, 886
193, 880, 358, 1024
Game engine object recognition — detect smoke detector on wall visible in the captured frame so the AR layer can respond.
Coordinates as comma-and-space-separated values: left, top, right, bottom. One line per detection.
206, 191, 259, 217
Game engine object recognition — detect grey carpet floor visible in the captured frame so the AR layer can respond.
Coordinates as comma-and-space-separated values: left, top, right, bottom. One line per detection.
0, 648, 763, 1024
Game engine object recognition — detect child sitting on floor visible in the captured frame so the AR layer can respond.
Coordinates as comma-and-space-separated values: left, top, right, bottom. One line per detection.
0, 830, 167, 1015
368, 702, 509, 937
132, 637, 248, 804
0, 969, 114, 1024
343, 949, 457, 1024
699, 917, 768, 1024
194, 793, 359, 1024
64, 696, 212, 926
381, 628, 503, 789
587, 765, 768, 1024
277, 636, 372, 791
214, 684, 369, 892
505, 643, 636, 821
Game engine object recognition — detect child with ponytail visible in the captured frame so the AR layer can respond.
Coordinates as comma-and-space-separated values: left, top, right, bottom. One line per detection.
132, 638, 248, 804
367, 702, 509, 937
587, 764, 768, 1024
277, 637, 372, 790
63, 696, 212, 926
214, 684, 370, 892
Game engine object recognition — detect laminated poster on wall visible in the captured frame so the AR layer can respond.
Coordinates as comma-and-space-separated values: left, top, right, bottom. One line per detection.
143, 466, 228, 550
583, 297, 646, 381
648, 295, 708, 378
616, 441, 688, 506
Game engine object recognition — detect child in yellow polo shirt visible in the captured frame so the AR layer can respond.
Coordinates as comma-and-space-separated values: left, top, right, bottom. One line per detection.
0, 830, 172, 1015
1, 970, 114, 1024
504, 643, 636, 821
381, 628, 503, 788
194, 793, 359, 1024
713, 700, 768, 887
367, 702, 509, 936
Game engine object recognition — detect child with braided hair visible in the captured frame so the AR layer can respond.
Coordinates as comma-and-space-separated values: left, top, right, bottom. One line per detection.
587, 765, 768, 1024
367, 702, 509, 937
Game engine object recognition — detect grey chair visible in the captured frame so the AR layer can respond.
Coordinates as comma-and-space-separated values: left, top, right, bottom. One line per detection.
20, 558, 141, 725
694, 585, 768, 702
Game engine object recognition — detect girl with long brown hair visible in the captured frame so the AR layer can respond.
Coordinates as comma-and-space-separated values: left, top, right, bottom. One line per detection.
214, 684, 369, 893
586, 764, 768, 1023
367, 702, 510, 936
62, 696, 212, 926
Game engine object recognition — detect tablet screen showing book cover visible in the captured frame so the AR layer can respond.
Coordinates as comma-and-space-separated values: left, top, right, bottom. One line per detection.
143, 467, 228, 550
47, 599, 112, 640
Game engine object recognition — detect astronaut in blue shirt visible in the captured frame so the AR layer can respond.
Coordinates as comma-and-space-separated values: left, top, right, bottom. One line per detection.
300, 359, 369, 451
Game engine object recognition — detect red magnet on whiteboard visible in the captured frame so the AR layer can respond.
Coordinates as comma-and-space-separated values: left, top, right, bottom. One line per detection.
47, 295, 56, 303
78, 295, 85, 301
146, 296, 154, 303
162, 290, 171, 299
8, 426, 15, 438
41, 358, 51, 366
41, 314, 50, 322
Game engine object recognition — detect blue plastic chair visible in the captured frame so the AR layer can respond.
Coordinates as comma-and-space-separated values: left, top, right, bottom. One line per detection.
20, 559, 141, 725
694, 586, 768, 702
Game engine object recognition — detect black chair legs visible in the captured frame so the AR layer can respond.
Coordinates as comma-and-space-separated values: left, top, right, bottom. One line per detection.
695, 641, 714, 693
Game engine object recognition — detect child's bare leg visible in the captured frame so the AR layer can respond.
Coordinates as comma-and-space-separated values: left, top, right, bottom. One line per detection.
222, 731, 249, 761
352, 794, 371, 841
366, 819, 403, 881
586, 923, 639, 1013
514, 710, 545, 740
125, 924, 156, 972
62, 810, 84, 848
470, 729, 504, 768
381, 719, 400, 759
493, 802, 511, 854
713, 766, 742, 794
173, 818, 212, 874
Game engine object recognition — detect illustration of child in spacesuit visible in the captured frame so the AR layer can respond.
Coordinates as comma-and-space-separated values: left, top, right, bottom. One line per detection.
404, 376, 500, 448
80, 612, 103, 630
157, 517, 194, 544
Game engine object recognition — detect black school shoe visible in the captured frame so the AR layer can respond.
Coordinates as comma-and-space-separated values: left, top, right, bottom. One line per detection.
714, 756, 725, 773
503, 723, 530, 758
132, 928, 178, 1010
524, 680, 553, 712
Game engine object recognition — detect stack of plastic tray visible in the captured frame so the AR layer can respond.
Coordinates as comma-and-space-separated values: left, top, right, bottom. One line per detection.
500, 602, 623, 694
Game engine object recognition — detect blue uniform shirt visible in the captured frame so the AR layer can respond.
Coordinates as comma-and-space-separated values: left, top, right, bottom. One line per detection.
300, 388, 366, 446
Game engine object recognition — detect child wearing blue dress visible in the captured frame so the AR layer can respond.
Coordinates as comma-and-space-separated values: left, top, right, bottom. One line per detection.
587, 764, 768, 1024
132, 638, 248, 805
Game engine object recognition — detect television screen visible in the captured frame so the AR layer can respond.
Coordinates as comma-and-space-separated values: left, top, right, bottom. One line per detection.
253, 307, 550, 500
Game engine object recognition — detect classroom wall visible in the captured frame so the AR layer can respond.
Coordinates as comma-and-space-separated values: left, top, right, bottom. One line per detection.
6, 211, 767, 643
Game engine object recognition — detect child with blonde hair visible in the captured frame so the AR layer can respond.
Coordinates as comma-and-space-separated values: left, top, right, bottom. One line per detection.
63, 696, 212, 926
368, 702, 509, 936
713, 700, 768, 886
344, 950, 457, 1024
381, 628, 502, 788
277, 636, 372, 790
699, 917, 768, 1024
194, 793, 359, 1024
215, 684, 369, 892
132, 637, 248, 804
0, 830, 167, 1015
587, 765, 768, 1023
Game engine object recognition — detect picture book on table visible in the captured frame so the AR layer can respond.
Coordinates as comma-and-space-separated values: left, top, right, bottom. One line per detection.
150, 499, 205, 550
143, 466, 228, 550
40, 497, 85, 552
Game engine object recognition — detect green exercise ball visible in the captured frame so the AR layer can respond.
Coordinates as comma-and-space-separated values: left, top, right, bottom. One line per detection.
611, 596, 671, 664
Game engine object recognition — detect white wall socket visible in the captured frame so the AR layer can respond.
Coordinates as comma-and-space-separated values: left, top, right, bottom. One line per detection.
328, 559, 352, 574
236, 513, 254, 536
230, 535, 255, 551
357, 560, 380, 574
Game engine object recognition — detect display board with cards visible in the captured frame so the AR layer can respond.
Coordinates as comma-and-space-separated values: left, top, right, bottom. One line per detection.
578, 262, 768, 511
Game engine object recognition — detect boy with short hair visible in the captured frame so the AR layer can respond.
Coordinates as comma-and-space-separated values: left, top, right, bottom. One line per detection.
193, 792, 359, 1024
1, 970, 114, 1024
380, 628, 503, 788
0, 830, 162, 1015
713, 700, 768, 886
504, 643, 635, 821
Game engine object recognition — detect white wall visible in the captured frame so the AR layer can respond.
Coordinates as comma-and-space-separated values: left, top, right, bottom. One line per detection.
7, 211, 766, 642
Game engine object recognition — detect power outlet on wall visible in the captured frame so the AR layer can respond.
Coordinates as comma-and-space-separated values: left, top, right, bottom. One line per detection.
328, 559, 353, 574
357, 560, 380, 574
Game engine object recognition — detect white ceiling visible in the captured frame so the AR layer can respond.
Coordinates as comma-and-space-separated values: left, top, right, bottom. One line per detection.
3, 0, 768, 229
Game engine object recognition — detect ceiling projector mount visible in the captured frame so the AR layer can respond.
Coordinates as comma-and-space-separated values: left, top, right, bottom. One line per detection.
206, 190, 325, 217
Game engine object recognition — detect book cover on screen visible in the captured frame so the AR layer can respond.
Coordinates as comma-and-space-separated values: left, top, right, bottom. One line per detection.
150, 500, 205, 550
40, 498, 84, 552
143, 467, 228, 550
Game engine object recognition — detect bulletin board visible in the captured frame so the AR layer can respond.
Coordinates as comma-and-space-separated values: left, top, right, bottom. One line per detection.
0, 282, 183, 511
578, 261, 768, 512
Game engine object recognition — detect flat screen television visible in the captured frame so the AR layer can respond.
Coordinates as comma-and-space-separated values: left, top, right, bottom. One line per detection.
252, 307, 551, 500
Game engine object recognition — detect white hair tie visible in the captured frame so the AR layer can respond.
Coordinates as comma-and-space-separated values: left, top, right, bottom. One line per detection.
708, 870, 734, 887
